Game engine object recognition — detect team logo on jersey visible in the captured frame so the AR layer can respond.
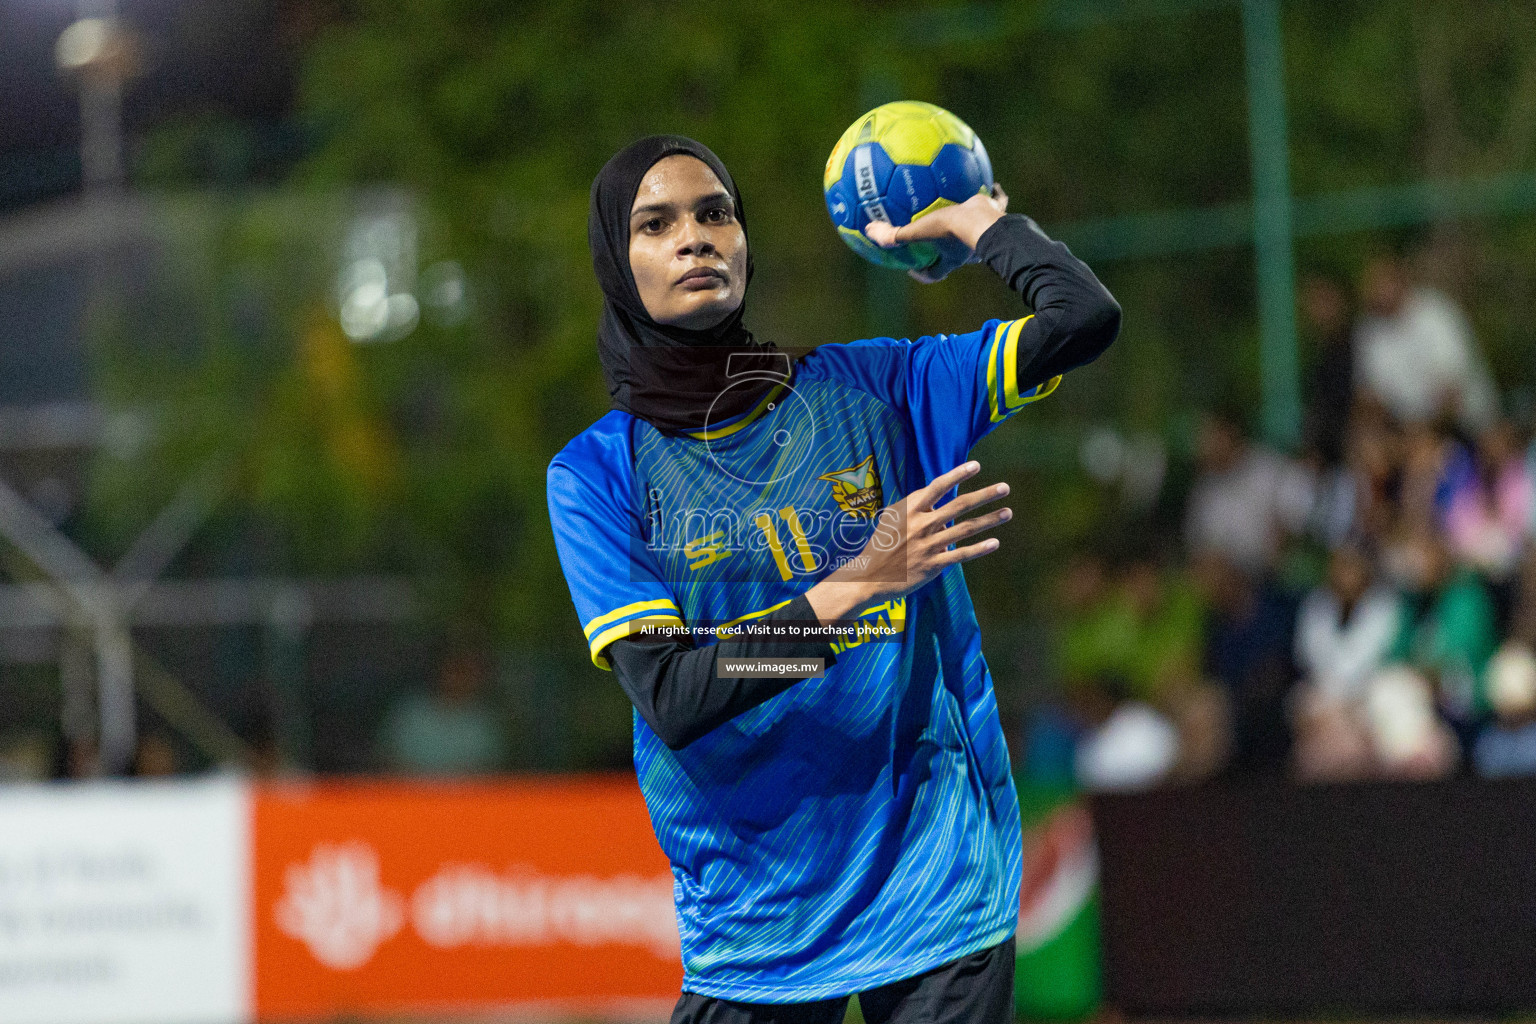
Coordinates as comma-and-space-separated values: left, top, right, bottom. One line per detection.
818, 455, 883, 518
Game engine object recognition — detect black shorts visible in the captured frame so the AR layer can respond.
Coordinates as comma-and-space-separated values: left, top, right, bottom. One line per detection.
669, 936, 1016, 1024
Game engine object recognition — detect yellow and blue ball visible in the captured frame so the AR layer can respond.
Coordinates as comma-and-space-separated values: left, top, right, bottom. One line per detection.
823, 100, 994, 272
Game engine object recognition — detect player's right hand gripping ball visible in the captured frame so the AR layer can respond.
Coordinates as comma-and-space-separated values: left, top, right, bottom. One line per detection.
824, 100, 994, 274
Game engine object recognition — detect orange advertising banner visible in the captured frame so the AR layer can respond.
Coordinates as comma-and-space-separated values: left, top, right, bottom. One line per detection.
252, 776, 681, 1021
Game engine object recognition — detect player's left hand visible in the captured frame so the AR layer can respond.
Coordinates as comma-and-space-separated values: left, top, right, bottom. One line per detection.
864, 185, 1009, 283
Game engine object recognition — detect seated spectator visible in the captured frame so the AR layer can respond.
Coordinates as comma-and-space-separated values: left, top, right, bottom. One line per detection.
1296, 664, 1459, 784
1184, 409, 1315, 577
1294, 545, 1402, 707
1309, 403, 1402, 549
1194, 553, 1296, 775
0, 731, 53, 782
379, 650, 508, 776
1473, 643, 1536, 779
1056, 551, 1128, 696
1442, 420, 1533, 580
1353, 254, 1497, 434
1529, 429, 1536, 540
1510, 546, 1536, 646
1290, 546, 1402, 781
1397, 421, 1457, 530
1074, 701, 1181, 793
52, 736, 99, 780
1031, 553, 1122, 787
1120, 555, 1230, 781
1021, 705, 1082, 788
133, 732, 180, 777
1054, 552, 1224, 783
1298, 272, 1356, 470
1343, 403, 1405, 544
1388, 527, 1498, 739
1292, 687, 1374, 782
1363, 666, 1459, 780
1097, 555, 1205, 704
1169, 683, 1231, 783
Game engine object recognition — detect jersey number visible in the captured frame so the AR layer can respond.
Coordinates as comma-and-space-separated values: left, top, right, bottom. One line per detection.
754, 506, 817, 580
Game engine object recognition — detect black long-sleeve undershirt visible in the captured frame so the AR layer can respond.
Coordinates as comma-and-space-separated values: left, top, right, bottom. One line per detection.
971, 213, 1122, 385
608, 216, 1120, 752
606, 595, 837, 750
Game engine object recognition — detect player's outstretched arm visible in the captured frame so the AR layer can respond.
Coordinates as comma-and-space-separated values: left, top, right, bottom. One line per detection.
805, 460, 1011, 623
867, 189, 1122, 387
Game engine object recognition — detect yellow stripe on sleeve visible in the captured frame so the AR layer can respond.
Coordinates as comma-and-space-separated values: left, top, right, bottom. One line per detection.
985, 324, 1007, 424
589, 615, 686, 670
582, 598, 682, 640
1019, 374, 1063, 406
1001, 314, 1034, 411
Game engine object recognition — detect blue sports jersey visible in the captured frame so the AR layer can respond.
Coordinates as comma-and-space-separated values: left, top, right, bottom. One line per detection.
547, 317, 1059, 1001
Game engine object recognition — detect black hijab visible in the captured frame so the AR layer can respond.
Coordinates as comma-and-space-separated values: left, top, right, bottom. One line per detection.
588, 135, 789, 435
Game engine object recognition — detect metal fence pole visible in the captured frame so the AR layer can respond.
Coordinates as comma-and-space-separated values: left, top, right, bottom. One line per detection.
859, 70, 909, 338
1241, 0, 1301, 449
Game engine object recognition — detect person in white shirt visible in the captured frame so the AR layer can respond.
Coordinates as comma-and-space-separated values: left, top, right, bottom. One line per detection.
1295, 544, 1402, 706
1291, 544, 1403, 782
1184, 410, 1314, 577
1353, 256, 1497, 433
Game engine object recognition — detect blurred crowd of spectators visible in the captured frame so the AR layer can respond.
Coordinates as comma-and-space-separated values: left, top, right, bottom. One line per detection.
1030, 253, 1536, 791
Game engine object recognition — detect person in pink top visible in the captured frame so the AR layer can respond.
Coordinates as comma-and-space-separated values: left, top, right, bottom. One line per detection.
1443, 420, 1533, 580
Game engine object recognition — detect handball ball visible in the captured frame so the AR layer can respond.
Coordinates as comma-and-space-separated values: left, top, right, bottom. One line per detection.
823, 100, 994, 272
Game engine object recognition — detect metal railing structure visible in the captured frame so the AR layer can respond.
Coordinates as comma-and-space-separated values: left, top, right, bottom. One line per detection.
0, 394, 417, 774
